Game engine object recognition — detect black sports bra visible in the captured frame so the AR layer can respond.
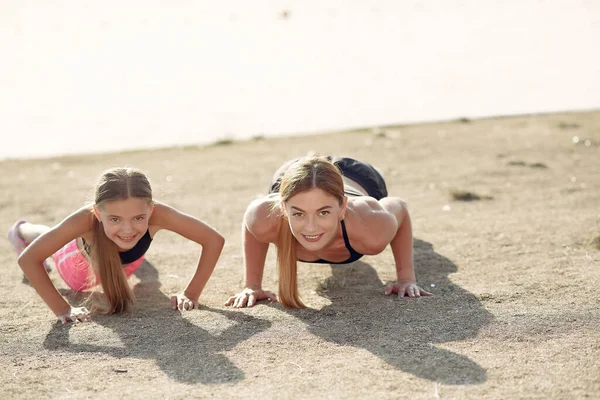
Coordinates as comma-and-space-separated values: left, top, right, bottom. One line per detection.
82, 229, 153, 264
299, 220, 364, 264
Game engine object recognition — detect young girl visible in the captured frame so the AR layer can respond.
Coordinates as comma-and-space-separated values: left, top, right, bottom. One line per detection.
9, 167, 224, 323
225, 155, 432, 308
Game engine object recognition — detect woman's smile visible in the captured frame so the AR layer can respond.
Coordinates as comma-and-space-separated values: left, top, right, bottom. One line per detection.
301, 233, 323, 242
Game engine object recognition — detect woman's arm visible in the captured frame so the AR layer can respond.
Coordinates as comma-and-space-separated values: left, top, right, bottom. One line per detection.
356, 197, 432, 298
150, 202, 225, 307
18, 208, 93, 317
378, 197, 432, 297
380, 198, 418, 279
225, 196, 279, 307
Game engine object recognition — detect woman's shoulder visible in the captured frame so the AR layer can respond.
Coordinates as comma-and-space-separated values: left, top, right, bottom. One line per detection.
345, 197, 396, 253
244, 194, 281, 239
346, 195, 385, 214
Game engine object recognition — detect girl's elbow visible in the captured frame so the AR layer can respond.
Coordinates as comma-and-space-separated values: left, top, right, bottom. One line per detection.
16, 253, 26, 271
17, 252, 38, 273
214, 233, 225, 250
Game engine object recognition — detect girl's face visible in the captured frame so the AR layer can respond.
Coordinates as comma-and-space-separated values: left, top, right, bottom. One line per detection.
283, 188, 347, 251
94, 198, 154, 250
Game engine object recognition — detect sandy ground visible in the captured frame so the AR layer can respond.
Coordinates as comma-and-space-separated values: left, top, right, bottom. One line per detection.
1, 110, 599, 399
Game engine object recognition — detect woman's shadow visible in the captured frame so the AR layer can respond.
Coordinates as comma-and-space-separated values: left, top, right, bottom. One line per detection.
43, 260, 271, 385
287, 238, 493, 385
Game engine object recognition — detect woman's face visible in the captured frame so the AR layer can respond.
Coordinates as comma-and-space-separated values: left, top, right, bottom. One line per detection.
283, 188, 346, 251
94, 198, 154, 251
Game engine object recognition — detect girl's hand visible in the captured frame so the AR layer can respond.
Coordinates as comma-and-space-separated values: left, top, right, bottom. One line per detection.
384, 282, 433, 298
224, 288, 278, 308
57, 307, 91, 324
170, 293, 199, 311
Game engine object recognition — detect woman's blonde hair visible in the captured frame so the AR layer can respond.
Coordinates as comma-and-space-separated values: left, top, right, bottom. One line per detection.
89, 167, 152, 314
276, 156, 345, 308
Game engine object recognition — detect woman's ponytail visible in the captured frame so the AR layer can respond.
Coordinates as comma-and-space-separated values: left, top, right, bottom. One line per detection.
276, 217, 305, 308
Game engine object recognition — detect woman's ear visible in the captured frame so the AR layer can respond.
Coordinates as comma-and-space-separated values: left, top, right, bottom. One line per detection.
280, 201, 288, 219
149, 201, 155, 217
340, 196, 348, 220
93, 205, 102, 222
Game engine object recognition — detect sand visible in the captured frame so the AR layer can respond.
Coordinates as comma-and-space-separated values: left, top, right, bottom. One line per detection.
1, 110, 599, 399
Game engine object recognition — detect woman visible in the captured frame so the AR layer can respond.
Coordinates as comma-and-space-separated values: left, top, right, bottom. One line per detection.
225, 155, 431, 308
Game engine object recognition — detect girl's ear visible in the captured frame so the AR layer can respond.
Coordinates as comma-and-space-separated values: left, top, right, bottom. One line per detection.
149, 201, 155, 217
93, 205, 102, 222
280, 201, 288, 219
339, 196, 348, 220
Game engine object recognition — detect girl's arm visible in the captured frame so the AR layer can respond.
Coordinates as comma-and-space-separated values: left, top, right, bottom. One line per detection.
18, 208, 93, 317
150, 202, 225, 306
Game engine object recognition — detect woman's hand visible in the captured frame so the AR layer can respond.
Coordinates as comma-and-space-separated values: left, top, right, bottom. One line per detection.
385, 282, 433, 298
57, 307, 91, 324
170, 293, 199, 311
224, 288, 278, 308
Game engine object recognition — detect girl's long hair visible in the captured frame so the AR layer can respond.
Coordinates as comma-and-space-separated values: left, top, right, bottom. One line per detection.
276, 156, 345, 308
89, 167, 152, 314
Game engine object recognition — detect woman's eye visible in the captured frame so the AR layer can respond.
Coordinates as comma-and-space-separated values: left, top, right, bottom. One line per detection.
110, 217, 120, 223
292, 213, 303, 218
319, 211, 330, 216
135, 216, 145, 221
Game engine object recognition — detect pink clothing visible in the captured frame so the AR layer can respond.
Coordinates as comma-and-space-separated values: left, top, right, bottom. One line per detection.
52, 239, 144, 292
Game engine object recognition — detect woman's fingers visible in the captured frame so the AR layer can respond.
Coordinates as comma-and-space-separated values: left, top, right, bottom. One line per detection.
224, 290, 278, 308
171, 294, 198, 311
266, 291, 278, 302
384, 283, 433, 299
233, 293, 248, 308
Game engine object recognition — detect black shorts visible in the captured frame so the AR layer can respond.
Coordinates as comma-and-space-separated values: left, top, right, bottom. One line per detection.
268, 156, 388, 200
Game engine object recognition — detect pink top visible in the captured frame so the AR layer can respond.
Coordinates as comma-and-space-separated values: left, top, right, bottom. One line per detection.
52, 239, 144, 292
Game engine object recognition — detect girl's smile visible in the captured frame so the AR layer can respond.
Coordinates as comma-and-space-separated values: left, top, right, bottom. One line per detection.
95, 198, 154, 250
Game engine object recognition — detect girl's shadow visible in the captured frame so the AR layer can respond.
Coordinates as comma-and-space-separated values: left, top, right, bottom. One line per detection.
284, 238, 493, 385
43, 260, 271, 385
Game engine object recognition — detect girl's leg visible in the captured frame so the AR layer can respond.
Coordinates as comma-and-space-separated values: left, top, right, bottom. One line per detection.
8, 220, 52, 271
17, 222, 51, 243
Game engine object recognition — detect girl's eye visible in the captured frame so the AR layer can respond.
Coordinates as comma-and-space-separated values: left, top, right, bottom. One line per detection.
319, 211, 330, 216
110, 217, 120, 223
292, 213, 303, 218
135, 216, 145, 221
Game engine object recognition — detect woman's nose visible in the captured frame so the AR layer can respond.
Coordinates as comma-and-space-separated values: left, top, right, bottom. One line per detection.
305, 217, 318, 232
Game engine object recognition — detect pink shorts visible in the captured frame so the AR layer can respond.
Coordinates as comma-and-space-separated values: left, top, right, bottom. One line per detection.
52, 239, 145, 292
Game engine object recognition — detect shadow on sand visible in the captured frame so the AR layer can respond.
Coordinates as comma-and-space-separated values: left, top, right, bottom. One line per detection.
42, 260, 271, 385
280, 238, 493, 385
